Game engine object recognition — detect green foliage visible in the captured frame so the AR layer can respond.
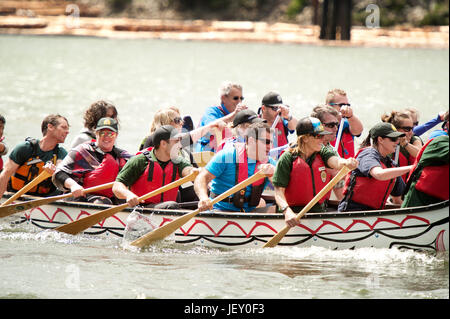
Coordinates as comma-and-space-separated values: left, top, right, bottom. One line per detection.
420, 2, 449, 26
108, 0, 132, 12
286, 0, 306, 20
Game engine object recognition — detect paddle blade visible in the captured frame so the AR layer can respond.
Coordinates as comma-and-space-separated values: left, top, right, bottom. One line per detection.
263, 226, 290, 248
130, 209, 200, 248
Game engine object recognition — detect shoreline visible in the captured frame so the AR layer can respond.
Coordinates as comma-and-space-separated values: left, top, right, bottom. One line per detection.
0, 15, 449, 49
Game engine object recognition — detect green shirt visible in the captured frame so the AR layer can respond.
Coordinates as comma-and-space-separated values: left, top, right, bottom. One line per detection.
116, 149, 192, 187
402, 135, 449, 207
9, 139, 67, 165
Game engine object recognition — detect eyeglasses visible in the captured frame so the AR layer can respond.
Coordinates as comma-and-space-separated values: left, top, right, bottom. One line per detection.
323, 122, 339, 128
266, 105, 279, 112
258, 138, 272, 145
232, 96, 244, 101
398, 126, 413, 132
383, 136, 399, 142
413, 121, 419, 126
173, 117, 184, 124
99, 130, 117, 138
329, 103, 351, 108
309, 134, 324, 139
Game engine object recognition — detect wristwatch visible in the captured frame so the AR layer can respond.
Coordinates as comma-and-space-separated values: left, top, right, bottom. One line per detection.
279, 205, 289, 214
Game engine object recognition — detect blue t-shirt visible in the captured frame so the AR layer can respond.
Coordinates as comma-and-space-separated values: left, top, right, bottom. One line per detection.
205, 146, 275, 212
195, 104, 230, 152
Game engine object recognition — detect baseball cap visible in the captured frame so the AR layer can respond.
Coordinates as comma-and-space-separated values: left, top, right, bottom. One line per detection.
369, 122, 405, 139
95, 117, 118, 132
233, 110, 267, 128
262, 91, 284, 107
296, 117, 333, 136
152, 125, 183, 147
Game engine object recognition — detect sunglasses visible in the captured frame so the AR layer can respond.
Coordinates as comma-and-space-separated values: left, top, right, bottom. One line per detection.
258, 138, 272, 145
323, 122, 339, 128
413, 121, 419, 126
232, 96, 244, 101
398, 126, 413, 132
329, 103, 351, 108
98, 130, 117, 138
173, 117, 184, 124
266, 105, 279, 112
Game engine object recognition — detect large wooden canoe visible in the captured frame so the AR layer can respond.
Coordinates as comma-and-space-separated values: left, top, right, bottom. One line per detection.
1, 193, 448, 252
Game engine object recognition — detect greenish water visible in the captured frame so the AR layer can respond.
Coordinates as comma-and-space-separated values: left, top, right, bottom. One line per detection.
0, 35, 448, 301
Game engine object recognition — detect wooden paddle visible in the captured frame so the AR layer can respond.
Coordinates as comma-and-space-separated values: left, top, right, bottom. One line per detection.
263, 166, 351, 248
0, 170, 52, 207
0, 182, 115, 218
192, 151, 215, 167
130, 170, 267, 248
54, 171, 199, 235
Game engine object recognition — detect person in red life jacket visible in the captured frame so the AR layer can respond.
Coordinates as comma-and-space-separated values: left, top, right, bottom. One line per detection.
113, 125, 197, 210
401, 134, 449, 207
195, 81, 248, 152
311, 105, 346, 200
195, 122, 276, 212
0, 114, 69, 200
326, 89, 364, 159
70, 100, 118, 149
0, 114, 7, 172
53, 117, 132, 205
216, 109, 267, 152
381, 110, 423, 181
272, 117, 358, 227
258, 91, 297, 151
338, 122, 413, 212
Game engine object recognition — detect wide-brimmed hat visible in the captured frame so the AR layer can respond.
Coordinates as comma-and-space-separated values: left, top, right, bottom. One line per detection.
296, 117, 333, 136
369, 122, 405, 139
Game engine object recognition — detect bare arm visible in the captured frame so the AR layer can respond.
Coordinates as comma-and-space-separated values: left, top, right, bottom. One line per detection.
112, 181, 141, 207
0, 159, 19, 199
369, 165, 412, 181
274, 186, 298, 228
193, 168, 215, 211
326, 156, 359, 171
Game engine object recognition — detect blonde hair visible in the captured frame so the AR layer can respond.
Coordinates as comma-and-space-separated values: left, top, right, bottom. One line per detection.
289, 135, 310, 159
404, 107, 419, 122
149, 106, 181, 134
325, 89, 347, 104
381, 110, 411, 129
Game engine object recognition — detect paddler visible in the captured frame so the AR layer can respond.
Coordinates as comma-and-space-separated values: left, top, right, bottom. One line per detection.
195, 81, 247, 153
272, 117, 358, 227
113, 125, 198, 210
0, 114, 69, 199
195, 121, 276, 212
52, 117, 132, 205
338, 122, 412, 212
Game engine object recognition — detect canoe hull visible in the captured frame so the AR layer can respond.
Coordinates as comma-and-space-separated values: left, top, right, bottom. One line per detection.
4, 194, 449, 252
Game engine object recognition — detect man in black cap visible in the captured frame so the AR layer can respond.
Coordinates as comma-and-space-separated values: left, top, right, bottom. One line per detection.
259, 91, 297, 149
113, 125, 197, 209
217, 109, 267, 151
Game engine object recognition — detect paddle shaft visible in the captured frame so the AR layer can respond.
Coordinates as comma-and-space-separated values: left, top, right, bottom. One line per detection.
0, 182, 115, 218
263, 166, 350, 248
333, 118, 345, 153
0, 170, 52, 207
130, 170, 267, 248
54, 171, 199, 235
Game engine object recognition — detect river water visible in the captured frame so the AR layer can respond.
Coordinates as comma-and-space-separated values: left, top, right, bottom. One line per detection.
0, 35, 448, 301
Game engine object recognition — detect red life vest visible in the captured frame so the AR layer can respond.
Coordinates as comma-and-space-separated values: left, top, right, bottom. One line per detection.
230, 143, 266, 208
407, 138, 449, 201
342, 148, 396, 209
273, 120, 288, 148
397, 147, 415, 182
82, 153, 122, 198
209, 127, 232, 152
130, 151, 180, 204
284, 153, 331, 206
0, 157, 3, 171
330, 130, 355, 159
